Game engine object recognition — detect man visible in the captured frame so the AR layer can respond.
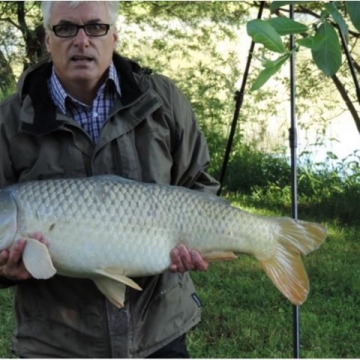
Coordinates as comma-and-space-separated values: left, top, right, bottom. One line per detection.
0, 1, 219, 358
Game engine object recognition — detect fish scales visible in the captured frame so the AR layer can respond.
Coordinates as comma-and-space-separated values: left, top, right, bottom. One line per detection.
13, 178, 214, 274
0, 175, 327, 307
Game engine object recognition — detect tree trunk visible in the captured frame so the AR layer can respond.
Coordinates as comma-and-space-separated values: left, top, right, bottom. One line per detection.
16, 1, 45, 69
0, 49, 15, 96
331, 74, 360, 133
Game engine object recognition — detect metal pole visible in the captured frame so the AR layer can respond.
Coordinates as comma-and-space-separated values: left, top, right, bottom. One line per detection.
217, 1, 265, 196
289, 4, 300, 359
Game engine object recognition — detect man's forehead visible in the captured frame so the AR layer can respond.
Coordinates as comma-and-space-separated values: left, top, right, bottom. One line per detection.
50, 2, 109, 23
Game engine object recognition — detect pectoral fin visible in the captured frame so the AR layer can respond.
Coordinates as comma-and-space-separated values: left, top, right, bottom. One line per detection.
95, 268, 142, 291
93, 268, 142, 308
22, 237, 56, 279
201, 251, 237, 262
93, 277, 127, 308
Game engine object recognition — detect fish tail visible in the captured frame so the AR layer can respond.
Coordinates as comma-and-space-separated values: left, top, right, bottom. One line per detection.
259, 218, 327, 305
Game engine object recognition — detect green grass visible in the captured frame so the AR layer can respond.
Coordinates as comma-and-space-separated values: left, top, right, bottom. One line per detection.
0, 288, 15, 358
187, 206, 360, 358
1, 205, 359, 358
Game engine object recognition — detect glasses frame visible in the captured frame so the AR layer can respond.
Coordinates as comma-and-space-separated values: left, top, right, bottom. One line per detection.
51, 23, 111, 38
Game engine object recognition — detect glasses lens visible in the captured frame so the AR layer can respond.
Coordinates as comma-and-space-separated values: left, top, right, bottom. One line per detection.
54, 24, 77, 37
84, 24, 109, 36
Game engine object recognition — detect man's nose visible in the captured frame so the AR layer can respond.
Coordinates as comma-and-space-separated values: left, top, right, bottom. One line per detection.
73, 28, 90, 46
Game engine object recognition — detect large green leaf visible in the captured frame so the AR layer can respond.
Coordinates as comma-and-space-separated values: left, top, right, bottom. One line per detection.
270, 1, 312, 11
247, 19, 286, 53
296, 33, 327, 50
324, 2, 348, 37
346, 2, 360, 32
266, 17, 308, 36
251, 53, 290, 91
311, 23, 342, 77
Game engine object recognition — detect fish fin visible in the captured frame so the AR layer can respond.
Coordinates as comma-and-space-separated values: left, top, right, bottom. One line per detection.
22, 237, 56, 279
95, 268, 142, 291
202, 251, 237, 262
93, 277, 127, 308
260, 218, 327, 306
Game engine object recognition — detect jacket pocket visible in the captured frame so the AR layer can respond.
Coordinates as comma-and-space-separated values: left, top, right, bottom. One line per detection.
128, 272, 200, 356
11, 132, 88, 182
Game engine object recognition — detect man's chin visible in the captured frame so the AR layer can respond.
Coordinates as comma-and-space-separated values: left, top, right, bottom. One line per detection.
69, 72, 98, 84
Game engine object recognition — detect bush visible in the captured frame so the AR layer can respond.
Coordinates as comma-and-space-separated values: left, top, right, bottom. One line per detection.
221, 146, 360, 226
224, 144, 291, 194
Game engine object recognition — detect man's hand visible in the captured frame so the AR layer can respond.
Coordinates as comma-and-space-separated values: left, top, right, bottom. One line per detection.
0, 233, 47, 281
169, 244, 209, 273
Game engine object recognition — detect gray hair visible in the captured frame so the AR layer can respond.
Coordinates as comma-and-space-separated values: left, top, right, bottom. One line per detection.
41, 1, 119, 29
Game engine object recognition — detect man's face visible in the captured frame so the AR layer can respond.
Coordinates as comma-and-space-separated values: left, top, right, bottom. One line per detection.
45, 2, 118, 90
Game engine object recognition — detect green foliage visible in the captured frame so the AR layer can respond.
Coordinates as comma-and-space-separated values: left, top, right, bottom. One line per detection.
117, 2, 252, 177
250, 53, 290, 91
224, 144, 290, 194
311, 22, 342, 77
346, 2, 360, 32
0, 289, 15, 358
296, 32, 327, 50
226, 146, 360, 227
246, 1, 360, 89
324, 2, 348, 37
247, 19, 286, 53
266, 17, 308, 35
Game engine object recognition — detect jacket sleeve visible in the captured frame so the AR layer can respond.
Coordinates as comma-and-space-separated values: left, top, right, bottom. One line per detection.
0, 114, 20, 288
0, 96, 19, 189
165, 77, 220, 195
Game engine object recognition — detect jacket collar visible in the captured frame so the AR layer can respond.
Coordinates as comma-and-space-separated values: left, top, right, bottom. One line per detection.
18, 53, 160, 136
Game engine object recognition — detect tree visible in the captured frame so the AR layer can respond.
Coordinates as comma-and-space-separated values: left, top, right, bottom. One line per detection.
246, 1, 360, 132
0, 1, 45, 96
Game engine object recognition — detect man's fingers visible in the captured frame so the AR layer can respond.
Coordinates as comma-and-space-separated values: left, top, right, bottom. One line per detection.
0, 234, 48, 282
170, 244, 208, 273
190, 250, 209, 271
0, 250, 10, 266
8, 239, 27, 264
30, 232, 49, 246
0, 239, 33, 281
178, 244, 195, 271
170, 247, 184, 273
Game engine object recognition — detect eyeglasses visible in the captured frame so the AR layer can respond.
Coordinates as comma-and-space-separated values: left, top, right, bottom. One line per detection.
51, 23, 111, 38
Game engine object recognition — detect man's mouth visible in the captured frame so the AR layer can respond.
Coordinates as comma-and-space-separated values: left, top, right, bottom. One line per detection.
71, 55, 94, 62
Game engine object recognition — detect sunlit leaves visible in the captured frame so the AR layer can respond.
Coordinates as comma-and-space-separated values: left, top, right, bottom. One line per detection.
311, 23, 342, 77
251, 54, 290, 91
324, 2, 348, 37
246, 18, 307, 90
296, 33, 327, 50
346, 2, 360, 32
266, 17, 308, 36
247, 19, 286, 53
247, 1, 350, 89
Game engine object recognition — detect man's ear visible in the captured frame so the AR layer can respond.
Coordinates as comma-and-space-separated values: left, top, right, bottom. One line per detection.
45, 31, 52, 54
112, 27, 118, 51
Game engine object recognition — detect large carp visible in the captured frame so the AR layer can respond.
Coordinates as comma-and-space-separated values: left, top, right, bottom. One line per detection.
0, 175, 326, 307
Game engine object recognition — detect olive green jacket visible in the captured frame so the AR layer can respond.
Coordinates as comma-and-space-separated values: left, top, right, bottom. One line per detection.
0, 53, 219, 358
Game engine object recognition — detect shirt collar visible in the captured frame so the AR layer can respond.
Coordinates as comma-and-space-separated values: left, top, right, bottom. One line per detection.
49, 61, 121, 114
